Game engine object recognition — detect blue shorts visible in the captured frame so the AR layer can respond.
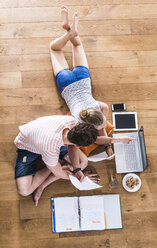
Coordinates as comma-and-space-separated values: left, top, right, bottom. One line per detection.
15, 146, 68, 179
55, 66, 90, 92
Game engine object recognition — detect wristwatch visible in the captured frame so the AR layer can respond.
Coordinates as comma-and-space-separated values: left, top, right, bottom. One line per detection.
105, 144, 112, 149
72, 168, 82, 174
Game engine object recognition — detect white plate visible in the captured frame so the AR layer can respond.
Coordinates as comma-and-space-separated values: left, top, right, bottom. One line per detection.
122, 173, 141, 192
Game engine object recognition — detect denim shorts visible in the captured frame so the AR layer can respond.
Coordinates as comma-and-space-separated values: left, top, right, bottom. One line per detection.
15, 146, 68, 179
55, 66, 90, 92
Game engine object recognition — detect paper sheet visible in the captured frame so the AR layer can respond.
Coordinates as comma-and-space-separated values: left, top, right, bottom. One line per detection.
88, 151, 115, 162
54, 197, 80, 232
69, 175, 102, 190
79, 195, 105, 230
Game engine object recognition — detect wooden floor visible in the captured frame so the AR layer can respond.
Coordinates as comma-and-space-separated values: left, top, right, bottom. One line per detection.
0, 1, 157, 248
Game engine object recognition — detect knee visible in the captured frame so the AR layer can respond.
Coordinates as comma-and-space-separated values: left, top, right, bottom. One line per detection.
50, 41, 54, 50
16, 184, 31, 197
50, 41, 60, 51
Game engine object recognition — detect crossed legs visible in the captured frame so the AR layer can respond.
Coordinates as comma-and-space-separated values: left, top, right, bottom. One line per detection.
16, 148, 89, 206
33, 148, 89, 206
50, 6, 88, 76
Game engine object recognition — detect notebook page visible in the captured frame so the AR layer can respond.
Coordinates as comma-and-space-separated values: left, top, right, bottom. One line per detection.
79, 195, 105, 231
103, 194, 122, 229
54, 197, 80, 232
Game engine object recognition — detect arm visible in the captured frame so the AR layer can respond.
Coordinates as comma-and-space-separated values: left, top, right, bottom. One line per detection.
47, 162, 69, 180
96, 102, 135, 145
97, 122, 114, 156
96, 136, 136, 145
98, 101, 109, 117
68, 145, 80, 170
67, 145, 85, 181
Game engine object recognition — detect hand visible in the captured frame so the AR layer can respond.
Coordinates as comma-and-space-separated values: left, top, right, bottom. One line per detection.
84, 171, 100, 184
120, 136, 136, 144
75, 170, 85, 182
106, 147, 114, 159
62, 165, 74, 180
63, 166, 85, 182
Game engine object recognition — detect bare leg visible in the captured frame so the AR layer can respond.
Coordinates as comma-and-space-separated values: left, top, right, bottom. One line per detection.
61, 6, 89, 68
16, 167, 51, 197
33, 174, 59, 206
50, 8, 78, 76
33, 148, 88, 206
33, 163, 74, 206
50, 32, 71, 76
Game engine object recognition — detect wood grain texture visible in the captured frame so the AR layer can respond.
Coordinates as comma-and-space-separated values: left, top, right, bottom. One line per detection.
0, 1, 157, 248
1, 35, 157, 56
1, 5, 157, 24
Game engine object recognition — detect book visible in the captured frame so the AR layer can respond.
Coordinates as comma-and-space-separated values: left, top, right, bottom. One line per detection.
69, 175, 102, 190
51, 194, 122, 233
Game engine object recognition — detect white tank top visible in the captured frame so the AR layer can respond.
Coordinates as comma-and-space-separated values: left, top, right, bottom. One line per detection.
61, 78, 100, 122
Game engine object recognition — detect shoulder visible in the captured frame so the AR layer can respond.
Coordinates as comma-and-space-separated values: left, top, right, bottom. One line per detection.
98, 101, 109, 116
55, 115, 79, 130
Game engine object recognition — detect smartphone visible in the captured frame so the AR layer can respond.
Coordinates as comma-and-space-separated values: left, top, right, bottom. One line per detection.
111, 103, 126, 111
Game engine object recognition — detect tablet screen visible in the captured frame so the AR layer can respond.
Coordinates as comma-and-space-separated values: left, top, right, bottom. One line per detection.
112, 112, 138, 131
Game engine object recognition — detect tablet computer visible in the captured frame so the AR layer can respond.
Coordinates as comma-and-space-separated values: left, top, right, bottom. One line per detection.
112, 112, 138, 131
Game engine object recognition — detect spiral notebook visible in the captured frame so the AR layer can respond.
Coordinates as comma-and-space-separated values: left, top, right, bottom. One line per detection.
51, 194, 122, 233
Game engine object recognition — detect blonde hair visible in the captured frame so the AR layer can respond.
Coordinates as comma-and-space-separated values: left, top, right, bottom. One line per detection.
79, 108, 105, 127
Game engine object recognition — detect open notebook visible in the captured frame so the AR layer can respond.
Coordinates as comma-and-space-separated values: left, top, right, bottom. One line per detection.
51, 194, 122, 233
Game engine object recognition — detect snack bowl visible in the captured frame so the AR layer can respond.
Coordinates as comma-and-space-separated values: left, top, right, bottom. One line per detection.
122, 173, 141, 192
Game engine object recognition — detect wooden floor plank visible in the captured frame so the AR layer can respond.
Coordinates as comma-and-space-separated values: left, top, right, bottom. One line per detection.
1, 35, 157, 56
0, 51, 157, 72
0, 72, 21, 88
0, 103, 156, 123
21, 67, 157, 88
0, 83, 156, 106
17, 0, 157, 8
1, 231, 157, 248
0, 20, 157, 40
1, 5, 157, 24
131, 19, 157, 35
0, 20, 131, 39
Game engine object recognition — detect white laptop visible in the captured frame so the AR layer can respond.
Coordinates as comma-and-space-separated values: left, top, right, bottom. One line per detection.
113, 126, 147, 173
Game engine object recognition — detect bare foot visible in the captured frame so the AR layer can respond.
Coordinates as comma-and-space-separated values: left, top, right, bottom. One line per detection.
61, 6, 78, 38
61, 5, 70, 31
33, 187, 43, 206
84, 171, 100, 184
70, 12, 79, 37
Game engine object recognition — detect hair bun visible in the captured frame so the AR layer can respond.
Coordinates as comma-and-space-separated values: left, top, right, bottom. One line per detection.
80, 108, 89, 119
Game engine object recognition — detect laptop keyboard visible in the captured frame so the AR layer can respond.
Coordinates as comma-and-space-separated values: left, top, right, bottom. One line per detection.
113, 132, 143, 172
124, 142, 136, 161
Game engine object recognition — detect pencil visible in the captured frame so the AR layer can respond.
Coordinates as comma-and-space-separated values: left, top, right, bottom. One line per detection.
104, 214, 107, 229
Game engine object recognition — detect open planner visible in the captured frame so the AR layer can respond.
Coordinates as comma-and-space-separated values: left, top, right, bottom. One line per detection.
51, 194, 122, 233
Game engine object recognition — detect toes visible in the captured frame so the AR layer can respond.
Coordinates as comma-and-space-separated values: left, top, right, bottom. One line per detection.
73, 12, 78, 18
61, 5, 68, 10
34, 199, 38, 207
61, 5, 68, 13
